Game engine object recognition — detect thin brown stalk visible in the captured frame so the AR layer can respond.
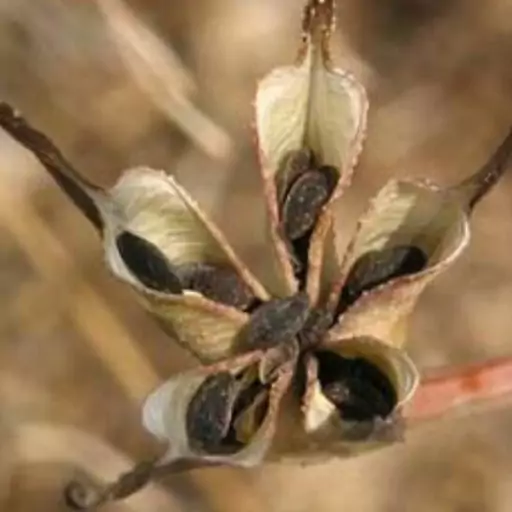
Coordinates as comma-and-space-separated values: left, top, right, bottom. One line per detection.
65, 457, 222, 510
0, 102, 103, 230
452, 127, 512, 211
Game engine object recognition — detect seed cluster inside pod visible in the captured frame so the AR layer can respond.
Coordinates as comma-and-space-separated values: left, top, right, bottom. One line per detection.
277, 149, 338, 286
315, 350, 397, 422
335, 245, 428, 317
186, 369, 271, 454
115, 231, 256, 310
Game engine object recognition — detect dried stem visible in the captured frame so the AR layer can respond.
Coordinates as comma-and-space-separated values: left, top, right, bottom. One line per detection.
451, 127, 512, 211
65, 457, 222, 510
301, 0, 335, 60
0, 102, 103, 230
405, 356, 512, 422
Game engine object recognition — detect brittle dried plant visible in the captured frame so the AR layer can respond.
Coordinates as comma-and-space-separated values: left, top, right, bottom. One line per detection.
0, 0, 511, 510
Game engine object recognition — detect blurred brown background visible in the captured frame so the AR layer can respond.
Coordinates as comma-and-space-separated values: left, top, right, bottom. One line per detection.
0, 0, 511, 511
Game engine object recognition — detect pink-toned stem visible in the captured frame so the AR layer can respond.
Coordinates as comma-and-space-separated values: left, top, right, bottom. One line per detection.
405, 356, 512, 422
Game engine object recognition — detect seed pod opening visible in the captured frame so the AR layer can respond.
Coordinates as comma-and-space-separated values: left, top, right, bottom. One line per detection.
143, 352, 293, 466
315, 350, 397, 422
105, 168, 266, 301
255, 8, 368, 297
335, 245, 428, 317
302, 337, 418, 439
100, 168, 272, 362
328, 179, 470, 346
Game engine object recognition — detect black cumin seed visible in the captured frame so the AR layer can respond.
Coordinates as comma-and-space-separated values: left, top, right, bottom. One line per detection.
316, 351, 397, 422
336, 245, 427, 316
116, 231, 183, 294
282, 170, 332, 241
186, 372, 236, 452
177, 262, 256, 310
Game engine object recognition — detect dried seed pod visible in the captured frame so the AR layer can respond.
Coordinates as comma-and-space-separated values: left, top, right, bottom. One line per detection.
116, 231, 183, 293
337, 245, 427, 314
242, 292, 310, 349
316, 350, 397, 422
282, 169, 332, 241
186, 372, 238, 453
177, 262, 256, 310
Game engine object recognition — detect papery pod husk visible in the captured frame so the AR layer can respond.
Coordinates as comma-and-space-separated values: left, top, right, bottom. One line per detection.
254, 0, 368, 298
326, 179, 470, 348
267, 337, 418, 463
98, 167, 269, 361
142, 351, 294, 467
139, 291, 250, 362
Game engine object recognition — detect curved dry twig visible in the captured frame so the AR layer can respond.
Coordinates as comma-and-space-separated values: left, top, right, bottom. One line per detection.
65, 457, 221, 510
12, 422, 179, 512
0, 102, 103, 230
451, 127, 512, 211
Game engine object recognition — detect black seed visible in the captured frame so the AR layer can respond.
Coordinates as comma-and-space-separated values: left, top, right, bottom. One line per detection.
337, 245, 427, 315
116, 232, 183, 294
177, 262, 255, 310
297, 308, 334, 349
242, 292, 310, 349
276, 148, 314, 206
316, 350, 397, 422
282, 170, 332, 241
277, 155, 339, 288
186, 372, 237, 452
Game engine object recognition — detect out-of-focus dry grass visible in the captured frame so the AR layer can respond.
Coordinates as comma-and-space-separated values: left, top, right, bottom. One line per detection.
0, 1, 511, 511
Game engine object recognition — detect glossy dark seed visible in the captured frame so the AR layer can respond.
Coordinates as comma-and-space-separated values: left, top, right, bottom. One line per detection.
276, 148, 314, 206
177, 262, 255, 310
316, 351, 397, 422
116, 232, 183, 294
242, 292, 310, 349
186, 372, 236, 452
337, 245, 427, 315
282, 170, 332, 241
